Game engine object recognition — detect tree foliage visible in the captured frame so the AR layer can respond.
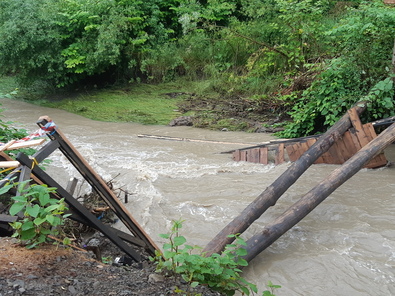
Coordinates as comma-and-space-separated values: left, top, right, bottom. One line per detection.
0, 0, 394, 136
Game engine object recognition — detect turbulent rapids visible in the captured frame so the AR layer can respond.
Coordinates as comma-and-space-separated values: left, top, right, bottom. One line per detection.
1, 98, 395, 296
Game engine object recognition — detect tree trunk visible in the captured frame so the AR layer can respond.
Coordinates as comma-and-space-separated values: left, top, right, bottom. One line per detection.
203, 103, 366, 256
243, 122, 395, 262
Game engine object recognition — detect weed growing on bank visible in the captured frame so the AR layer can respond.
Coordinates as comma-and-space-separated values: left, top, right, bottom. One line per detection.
2, 180, 71, 249
150, 220, 281, 296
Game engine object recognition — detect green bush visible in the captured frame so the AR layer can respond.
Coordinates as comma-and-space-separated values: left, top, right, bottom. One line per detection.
3, 180, 71, 249
0, 0, 175, 87
277, 1, 395, 138
150, 220, 257, 296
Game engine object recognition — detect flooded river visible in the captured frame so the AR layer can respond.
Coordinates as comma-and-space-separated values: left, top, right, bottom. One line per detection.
1, 98, 394, 295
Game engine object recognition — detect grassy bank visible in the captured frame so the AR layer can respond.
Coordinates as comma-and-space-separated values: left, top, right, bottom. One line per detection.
0, 76, 210, 125
0, 76, 281, 132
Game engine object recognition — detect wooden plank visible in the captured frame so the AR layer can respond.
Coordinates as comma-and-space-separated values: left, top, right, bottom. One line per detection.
16, 152, 142, 262
240, 150, 247, 162
221, 135, 320, 154
363, 123, 388, 168
6, 139, 46, 150
349, 127, 363, 150
66, 209, 146, 247
348, 108, 370, 146
275, 143, 285, 165
0, 140, 16, 152
332, 137, 349, 163
203, 104, 367, 256
287, 142, 304, 161
285, 144, 298, 162
138, 134, 252, 146
0, 161, 20, 168
0, 214, 17, 223
37, 116, 159, 256
342, 130, 358, 159
243, 122, 395, 262
306, 138, 324, 164
259, 147, 268, 165
247, 148, 260, 163
326, 143, 343, 164
232, 150, 241, 161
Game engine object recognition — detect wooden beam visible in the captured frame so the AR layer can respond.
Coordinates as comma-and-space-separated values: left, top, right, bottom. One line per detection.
243, 122, 395, 262
274, 143, 285, 165
16, 152, 142, 262
66, 178, 79, 196
37, 116, 159, 256
0, 161, 20, 168
0, 140, 16, 152
259, 147, 268, 165
0, 140, 60, 188
203, 103, 367, 256
138, 134, 252, 146
66, 210, 146, 248
348, 108, 370, 146
5, 139, 46, 150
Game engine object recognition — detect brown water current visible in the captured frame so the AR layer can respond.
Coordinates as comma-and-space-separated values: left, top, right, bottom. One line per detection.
1, 98, 394, 296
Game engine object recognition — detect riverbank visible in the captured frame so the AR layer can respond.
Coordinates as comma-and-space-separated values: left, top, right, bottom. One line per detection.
0, 236, 223, 296
0, 76, 289, 134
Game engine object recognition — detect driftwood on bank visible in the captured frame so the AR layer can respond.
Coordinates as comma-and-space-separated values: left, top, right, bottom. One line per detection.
243, 122, 395, 262
203, 103, 367, 256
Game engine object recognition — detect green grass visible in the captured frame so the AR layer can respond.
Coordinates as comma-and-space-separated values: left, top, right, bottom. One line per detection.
0, 76, 212, 125
45, 86, 185, 125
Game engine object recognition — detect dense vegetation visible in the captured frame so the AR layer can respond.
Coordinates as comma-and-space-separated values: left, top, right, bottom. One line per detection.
1, 0, 395, 137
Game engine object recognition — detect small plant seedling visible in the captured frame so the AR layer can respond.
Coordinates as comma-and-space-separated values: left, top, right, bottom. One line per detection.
262, 281, 282, 296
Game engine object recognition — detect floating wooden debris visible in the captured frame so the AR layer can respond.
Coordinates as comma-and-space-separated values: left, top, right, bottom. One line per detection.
138, 134, 255, 146
228, 106, 388, 169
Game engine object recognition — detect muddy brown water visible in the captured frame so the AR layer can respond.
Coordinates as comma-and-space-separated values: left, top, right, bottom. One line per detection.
1, 98, 394, 296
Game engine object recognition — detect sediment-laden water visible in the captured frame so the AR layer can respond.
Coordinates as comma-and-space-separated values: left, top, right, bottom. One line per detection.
1, 98, 394, 296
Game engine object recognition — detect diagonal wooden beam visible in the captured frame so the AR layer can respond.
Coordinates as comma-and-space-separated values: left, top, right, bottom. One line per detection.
36, 116, 159, 256
203, 103, 367, 256
16, 152, 142, 262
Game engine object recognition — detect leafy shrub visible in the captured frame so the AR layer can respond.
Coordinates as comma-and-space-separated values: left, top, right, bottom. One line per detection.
0, 0, 175, 87
150, 220, 257, 296
278, 1, 395, 138
3, 180, 71, 249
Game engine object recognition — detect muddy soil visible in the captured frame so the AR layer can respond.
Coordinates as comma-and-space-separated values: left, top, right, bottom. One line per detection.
171, 92, 291, 133
0, 236, 223, 296
0, 188, 222, 296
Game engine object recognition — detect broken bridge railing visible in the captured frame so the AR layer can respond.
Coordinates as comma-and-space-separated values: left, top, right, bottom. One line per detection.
0, 116, 159, 262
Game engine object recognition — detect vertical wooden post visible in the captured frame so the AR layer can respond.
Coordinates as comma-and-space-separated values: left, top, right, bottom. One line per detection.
274, 143, 285, 165
243, 122, 395, 262
203, 103, 366, 256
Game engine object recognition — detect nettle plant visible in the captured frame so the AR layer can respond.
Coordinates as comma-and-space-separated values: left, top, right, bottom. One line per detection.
1, 180, 71, 249
151, 220, 258, 296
